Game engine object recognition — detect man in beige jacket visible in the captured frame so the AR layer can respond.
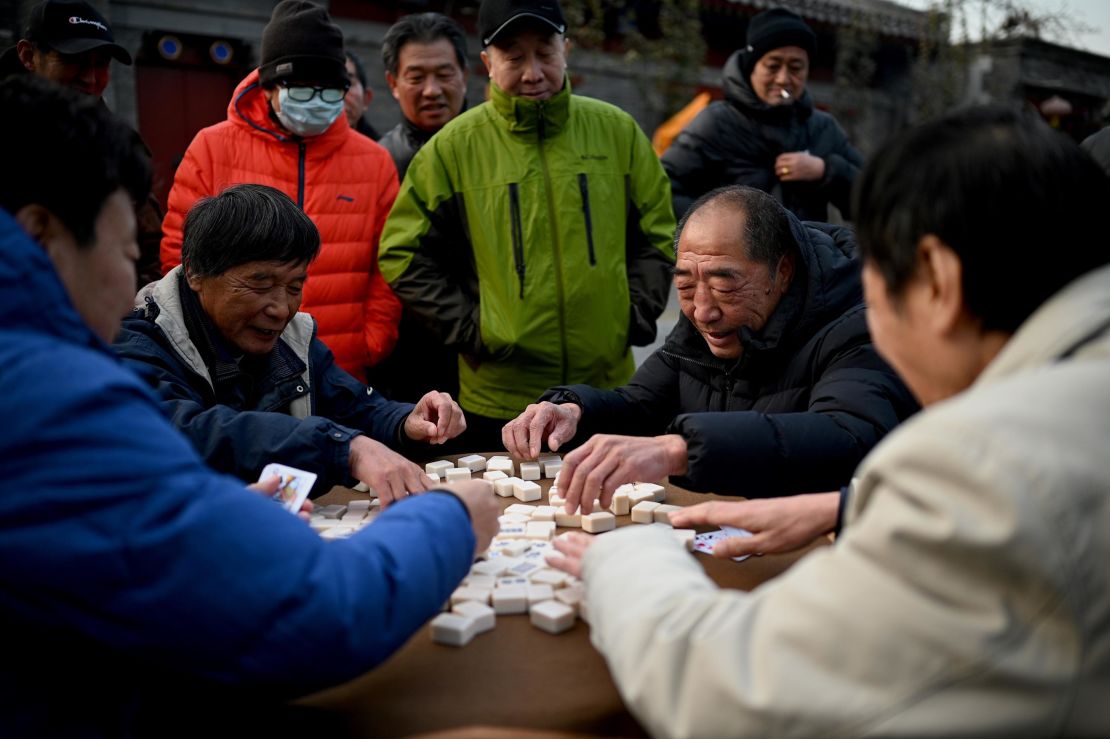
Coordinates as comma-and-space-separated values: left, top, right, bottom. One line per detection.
548, 106, 1110, 737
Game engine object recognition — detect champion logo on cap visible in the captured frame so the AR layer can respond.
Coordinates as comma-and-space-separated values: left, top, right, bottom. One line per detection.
69, 16, 107, 32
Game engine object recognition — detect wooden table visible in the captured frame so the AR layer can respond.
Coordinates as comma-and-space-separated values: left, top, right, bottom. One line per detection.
287, 462, 827, 738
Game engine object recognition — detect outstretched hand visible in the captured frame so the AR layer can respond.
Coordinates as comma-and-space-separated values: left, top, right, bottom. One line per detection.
559, 434, 688, 515
502, 401, 582, 459
404, 391, 466, 445
670, 492, 840, 558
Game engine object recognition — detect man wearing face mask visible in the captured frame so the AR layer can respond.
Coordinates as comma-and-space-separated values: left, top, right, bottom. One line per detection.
160, 0, 402, 383
662, 7, 862, 222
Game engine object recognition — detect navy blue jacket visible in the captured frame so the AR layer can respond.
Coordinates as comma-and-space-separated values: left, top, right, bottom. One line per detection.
0, 209, 474, 736
113, 270, 416, 494
544, 219, 918, 497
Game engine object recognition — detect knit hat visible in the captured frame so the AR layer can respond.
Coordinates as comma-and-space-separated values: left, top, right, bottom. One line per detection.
742, 8, 816, 80
258, 0, 347, 90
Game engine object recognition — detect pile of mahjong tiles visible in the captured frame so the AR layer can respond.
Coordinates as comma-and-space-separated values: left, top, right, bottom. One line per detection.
421, 453, 697, 647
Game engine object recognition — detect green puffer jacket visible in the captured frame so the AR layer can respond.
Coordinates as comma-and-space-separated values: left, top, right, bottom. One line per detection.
380, 80, 676, 419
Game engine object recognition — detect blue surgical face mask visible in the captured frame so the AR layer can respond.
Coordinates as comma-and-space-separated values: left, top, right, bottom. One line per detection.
274, 87, 345, 137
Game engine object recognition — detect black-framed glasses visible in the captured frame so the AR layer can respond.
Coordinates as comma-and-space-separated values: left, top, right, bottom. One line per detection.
281, 83, 348, 103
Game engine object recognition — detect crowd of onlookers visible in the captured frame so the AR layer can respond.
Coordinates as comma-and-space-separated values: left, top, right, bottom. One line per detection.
2, 0, 1108, 735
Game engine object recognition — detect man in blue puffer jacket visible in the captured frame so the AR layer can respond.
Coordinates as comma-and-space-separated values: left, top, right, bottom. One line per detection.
0, 76, 497, 737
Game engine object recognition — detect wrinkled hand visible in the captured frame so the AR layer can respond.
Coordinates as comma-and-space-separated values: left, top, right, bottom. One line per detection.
436, 479, 501, 557
349, 435, 435, 508
250, 475, 314, 522
546, 531, 595, 579
670, 492, 840, 558
560, 433, 688, 515
502, 401, 582, 459
404, 391, 466, 445
775, 151, 825, 182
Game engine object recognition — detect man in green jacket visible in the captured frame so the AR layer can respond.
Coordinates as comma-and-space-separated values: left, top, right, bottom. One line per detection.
379, 0, 676, 447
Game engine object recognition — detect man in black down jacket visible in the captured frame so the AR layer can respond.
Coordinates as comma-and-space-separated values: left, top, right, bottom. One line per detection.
503, 185, 916, 511
661, 7, 861, 222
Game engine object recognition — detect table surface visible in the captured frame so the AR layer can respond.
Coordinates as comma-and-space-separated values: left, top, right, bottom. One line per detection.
295, 459, 827, 738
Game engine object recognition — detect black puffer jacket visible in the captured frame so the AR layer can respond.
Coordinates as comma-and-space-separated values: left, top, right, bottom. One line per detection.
543, 218, 917, 497
661, 50, 862, 222
378, 116, 433, 182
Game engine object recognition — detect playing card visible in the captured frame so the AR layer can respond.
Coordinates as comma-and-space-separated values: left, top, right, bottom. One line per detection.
260, 463, 317, 514
693, 526, 754, 562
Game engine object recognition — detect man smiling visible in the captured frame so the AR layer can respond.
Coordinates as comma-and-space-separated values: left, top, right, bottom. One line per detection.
117, 184, 466, 504
504, 185, 915, 509
378, 13, 469, 181
380, 0, 676, 449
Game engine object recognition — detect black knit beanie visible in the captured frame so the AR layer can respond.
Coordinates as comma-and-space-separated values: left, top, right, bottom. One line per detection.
741, 8, 817, 81
258, 0, 347, 89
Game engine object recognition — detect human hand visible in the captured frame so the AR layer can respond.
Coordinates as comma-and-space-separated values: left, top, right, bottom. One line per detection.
669, 492, 840, 557
436, 479, 500, 556
249, 475, 314, 522
502, 401, 582, 459
404, 391, 466, 445
560, 433, 688, 515
349, 435, 435, 508
774, 151, 826, 182
546, 531, 595, 579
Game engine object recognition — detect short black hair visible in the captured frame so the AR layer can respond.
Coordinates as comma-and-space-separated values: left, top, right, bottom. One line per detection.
382, 12, 468, 77
854, 105, 1110, 334
675, 185, 794, 270
0, 76, 150, 247
346, 49, 368, 88
181, 184, 321, 278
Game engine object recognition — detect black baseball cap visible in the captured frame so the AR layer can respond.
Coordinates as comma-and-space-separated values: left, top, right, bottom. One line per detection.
24, 0, 132, 64
479, 0, 567, 48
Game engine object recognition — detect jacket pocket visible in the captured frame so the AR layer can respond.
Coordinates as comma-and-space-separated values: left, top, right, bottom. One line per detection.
578, 173, 597, 266
508, 182, 525, 298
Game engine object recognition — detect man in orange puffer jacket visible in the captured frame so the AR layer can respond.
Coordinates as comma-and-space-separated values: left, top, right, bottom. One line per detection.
160, 0, 400, 382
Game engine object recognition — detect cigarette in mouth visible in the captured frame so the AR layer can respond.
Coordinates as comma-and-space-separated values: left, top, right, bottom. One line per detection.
780, 89, 791, 100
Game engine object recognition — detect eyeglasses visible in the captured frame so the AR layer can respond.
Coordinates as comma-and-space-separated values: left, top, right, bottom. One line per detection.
280, 83, 348, 103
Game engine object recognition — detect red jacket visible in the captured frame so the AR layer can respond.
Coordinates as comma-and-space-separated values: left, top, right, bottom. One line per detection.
160, 69, 401, 381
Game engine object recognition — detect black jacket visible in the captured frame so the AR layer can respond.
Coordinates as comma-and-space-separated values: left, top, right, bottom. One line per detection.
378, 117, 434, 182
661, 50, 862, 222
543, 218, 918, 497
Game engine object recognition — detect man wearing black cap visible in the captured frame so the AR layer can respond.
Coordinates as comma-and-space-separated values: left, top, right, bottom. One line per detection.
662, 7, 862, 222
160, 0, 408, 393
1, 0, 166, 289
380, 0, 676, 449
1, 0, 131, 98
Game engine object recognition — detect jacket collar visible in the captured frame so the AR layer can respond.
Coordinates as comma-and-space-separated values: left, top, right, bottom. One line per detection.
721, 49, 814, 126
489, 76, 571, 136
228, 68, 352, 158
139, 267, 313, 392
399, 113, 436, 148
977, 264, 1110, 387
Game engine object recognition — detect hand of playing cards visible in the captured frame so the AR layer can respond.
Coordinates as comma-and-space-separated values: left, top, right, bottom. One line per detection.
671, 493, 840, 558
694, 527, 754, 562
258, 463, 317, 515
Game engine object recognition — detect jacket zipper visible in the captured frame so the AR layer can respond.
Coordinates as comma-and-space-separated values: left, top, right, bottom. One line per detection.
537, 106, 570, 383
660, 348, 736, 411
297, 141, 306, 208
508, 183, 525, 298
577, 173, 597, 266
